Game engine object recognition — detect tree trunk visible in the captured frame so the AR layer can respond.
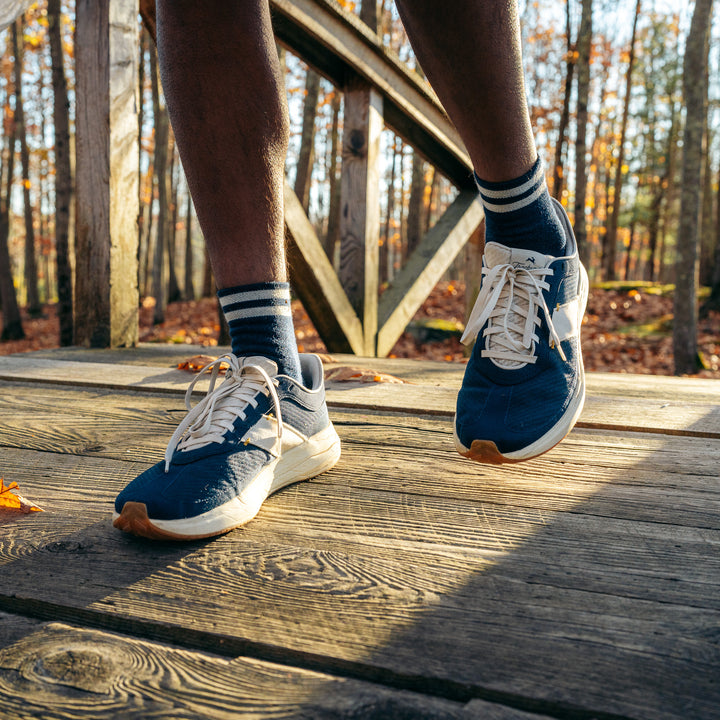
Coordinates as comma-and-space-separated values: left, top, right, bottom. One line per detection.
646, 100, 678, 282
295, 68, 321, 213
141, 164, 155, 296
137, 27, 147, 297
166, 135, 181, 304
12, 19, 41, 318
324, 90, 342, 262
552, 0, 576, 200
604, 0, 640, 281
36, 60, 50, 305
150, 45, 169, 325
699, 153, 720, 317
699, 127, 714, 287
47, 0, 73, 345
425, 167, 438, 233
405, 151, 425, 257
184, 190, 195, 300
673, 0, 713, 375
573, 0, 593, 268
380, 136, 398, 284
0, 109, 23, 341
624, 219, 636, 280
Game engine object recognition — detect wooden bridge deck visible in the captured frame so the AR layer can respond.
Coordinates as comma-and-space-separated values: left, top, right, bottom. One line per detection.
0, 346, 718, 720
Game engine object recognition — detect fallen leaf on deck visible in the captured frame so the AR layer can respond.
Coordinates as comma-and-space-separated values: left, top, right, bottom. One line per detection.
324, 366, 408, 384
315, 353, 337, 364
177, 355, 220, 373
0, 479, 44, 513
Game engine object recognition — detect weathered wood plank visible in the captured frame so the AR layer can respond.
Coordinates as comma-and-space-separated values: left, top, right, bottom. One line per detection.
1, 404, 719, 540
338, 78, 383, 356
377, 191, 484, 357
1, 622, 545, 720
0, 364, 718, 720
284, 182, 365, 355
1, 355, 718, 436
1, 443, 718, 720
0, 379, 718, 486
74, 0, 139, 347
0, 612, 42, 650
11, 346, 720, 401
269, 0, 473, 188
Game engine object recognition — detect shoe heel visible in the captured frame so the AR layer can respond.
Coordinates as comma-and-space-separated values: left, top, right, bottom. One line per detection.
271, 424, 341, 493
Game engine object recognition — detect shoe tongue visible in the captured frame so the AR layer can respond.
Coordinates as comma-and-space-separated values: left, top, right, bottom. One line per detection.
484, 242, 552, 270
238, 356, 278, 376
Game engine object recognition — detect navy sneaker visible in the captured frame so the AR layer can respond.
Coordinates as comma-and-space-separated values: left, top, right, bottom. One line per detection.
454, 198, 588, 464
113, 353, 341, 540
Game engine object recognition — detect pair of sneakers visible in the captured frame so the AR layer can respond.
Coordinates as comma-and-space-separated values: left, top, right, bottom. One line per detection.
114, 200, 588, 540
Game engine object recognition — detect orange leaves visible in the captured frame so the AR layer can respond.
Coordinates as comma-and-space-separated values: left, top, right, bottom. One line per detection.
177, 354, 221, 373
0, 479, 43, 513
324, 366, 407, 384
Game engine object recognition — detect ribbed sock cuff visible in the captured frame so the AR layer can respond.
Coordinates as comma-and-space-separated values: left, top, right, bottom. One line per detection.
218, 282, 302, 381
475, 158, 567, 256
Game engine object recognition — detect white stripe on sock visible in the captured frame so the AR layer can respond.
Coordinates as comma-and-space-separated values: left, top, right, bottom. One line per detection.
225, 305, 293, 322
476, 161, 545, 200
219, 288, 289, 309
480, 180, 547, 214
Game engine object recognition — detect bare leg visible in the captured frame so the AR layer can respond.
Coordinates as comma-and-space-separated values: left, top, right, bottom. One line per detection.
394, 0, 535, 182
156, 0, 288, 288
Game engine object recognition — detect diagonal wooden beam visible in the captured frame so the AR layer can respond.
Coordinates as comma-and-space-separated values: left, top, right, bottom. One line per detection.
270, 0, 474, 189
284, 182, 365, 355
376, 190, 484, 358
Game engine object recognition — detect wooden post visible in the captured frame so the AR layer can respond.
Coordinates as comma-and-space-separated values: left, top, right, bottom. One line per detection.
338, 1, 382, 356
75, 0, 139, 347
338, 81, 382, 356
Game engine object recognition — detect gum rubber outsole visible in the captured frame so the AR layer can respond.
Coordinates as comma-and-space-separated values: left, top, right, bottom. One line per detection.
456, 436, 567, 465
112, 502, 235, 541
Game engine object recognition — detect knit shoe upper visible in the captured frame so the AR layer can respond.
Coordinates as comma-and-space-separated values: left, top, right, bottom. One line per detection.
113, 353, 340, 539
454, 198, 588, 463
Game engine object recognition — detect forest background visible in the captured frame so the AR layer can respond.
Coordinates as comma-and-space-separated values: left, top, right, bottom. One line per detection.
0, 0, 718, 377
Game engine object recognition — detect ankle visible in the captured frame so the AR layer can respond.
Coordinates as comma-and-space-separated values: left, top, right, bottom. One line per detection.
218, 282, 302, 381
475, 157, 567, 256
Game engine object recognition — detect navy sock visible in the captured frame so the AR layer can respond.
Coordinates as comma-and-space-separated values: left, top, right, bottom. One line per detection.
475, 157, 567, 256
217, 282, 302, 381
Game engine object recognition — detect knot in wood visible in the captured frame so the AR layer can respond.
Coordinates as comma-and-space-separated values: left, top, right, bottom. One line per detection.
348, 129, 366, 155
35, 647, 115, 693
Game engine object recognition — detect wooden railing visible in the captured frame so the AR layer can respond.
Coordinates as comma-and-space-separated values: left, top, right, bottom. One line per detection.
73, 0, 483, 356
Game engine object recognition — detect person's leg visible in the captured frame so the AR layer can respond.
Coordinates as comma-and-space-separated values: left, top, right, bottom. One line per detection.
395, 0, 565, 256
395, 0, 587, 463
157, 0, 300, 379
113, 1, 341, 540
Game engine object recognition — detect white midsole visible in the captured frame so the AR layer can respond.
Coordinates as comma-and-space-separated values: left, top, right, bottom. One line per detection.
113, 423, 341, 536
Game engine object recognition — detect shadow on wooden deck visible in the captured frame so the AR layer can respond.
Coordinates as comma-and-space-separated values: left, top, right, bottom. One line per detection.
0, 346, 718, 720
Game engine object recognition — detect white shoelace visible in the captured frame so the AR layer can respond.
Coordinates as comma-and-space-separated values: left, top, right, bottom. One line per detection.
461, 263, 566, 368
164, 355, 282, 472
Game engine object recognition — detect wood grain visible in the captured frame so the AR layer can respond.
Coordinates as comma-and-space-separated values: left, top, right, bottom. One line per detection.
74, 0, 139, 348
338, 77, 383, 355
1, 352, 719, 719
1, 622, 540, 720
1, 355, 719, 436
0, 437, 718, 719
0, 386, 718, 532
